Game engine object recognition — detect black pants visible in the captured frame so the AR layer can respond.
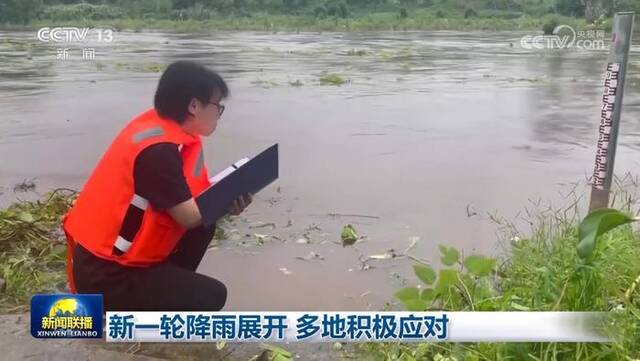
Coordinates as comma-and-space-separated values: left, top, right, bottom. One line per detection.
73, 226, 227, 311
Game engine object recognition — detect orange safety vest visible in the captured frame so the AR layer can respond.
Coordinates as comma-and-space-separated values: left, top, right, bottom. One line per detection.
63, 108, 211, 293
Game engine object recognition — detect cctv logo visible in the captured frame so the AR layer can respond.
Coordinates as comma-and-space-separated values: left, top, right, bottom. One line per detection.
37, 27, 114, 43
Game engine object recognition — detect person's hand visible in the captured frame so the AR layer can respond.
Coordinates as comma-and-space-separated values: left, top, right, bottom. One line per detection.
229, 193, 253, 216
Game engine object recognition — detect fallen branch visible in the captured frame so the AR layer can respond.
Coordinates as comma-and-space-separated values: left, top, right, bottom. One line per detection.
328, 213, 380, 219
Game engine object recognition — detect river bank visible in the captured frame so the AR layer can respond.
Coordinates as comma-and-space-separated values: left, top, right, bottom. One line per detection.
0, 13, 607, 32
1, 184, 640, 360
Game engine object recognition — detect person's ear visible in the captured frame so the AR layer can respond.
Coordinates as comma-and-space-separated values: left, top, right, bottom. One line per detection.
187, 98, 198, 117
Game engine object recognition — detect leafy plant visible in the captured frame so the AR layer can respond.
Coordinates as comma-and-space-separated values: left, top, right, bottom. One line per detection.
438, 245, 459, 266
576, 208, 636, 260
395, 244, 498, 312
383, 206, 640, 360
256, 344, 293, 361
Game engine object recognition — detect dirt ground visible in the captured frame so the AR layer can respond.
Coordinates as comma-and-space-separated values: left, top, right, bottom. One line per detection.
0, 313, 358, 361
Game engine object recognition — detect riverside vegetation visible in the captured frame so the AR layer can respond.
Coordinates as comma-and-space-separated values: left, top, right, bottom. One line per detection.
1, 183, 639, 360
0, 0, 632, 32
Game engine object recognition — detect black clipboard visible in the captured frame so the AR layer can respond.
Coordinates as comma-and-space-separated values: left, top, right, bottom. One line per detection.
196, 144, 279, 227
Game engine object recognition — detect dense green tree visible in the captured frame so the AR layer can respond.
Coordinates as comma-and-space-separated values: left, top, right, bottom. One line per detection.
0, 0, 44, 24
555, 0, 584, 16
0, 0, 631, 24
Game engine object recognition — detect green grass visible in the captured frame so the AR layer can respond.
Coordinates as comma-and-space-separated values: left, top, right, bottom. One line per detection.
1, 12, 608, 32
360, 194, 640, 360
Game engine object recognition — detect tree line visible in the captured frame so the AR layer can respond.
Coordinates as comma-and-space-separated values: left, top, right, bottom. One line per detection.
1, 0, 638, 24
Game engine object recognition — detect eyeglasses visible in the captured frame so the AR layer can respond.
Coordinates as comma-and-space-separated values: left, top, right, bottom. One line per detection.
208, 102, 225, 116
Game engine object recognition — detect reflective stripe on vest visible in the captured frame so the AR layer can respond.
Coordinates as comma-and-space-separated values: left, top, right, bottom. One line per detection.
194, 150, 204, 177
114, 194, 150, 254
133, 127, 165, 143
131, 194, 149, 210
114, 236, 133, 253
62, 108, 211, 267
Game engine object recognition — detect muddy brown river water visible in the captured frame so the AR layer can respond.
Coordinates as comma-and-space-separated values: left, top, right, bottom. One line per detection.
2, 30, 640, 311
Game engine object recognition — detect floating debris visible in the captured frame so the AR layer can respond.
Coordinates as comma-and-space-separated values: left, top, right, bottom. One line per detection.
305, 223, 322, 232
358, 255, 373, 271
114, 62, 166, 73
249, 221, 276, 229
403, 237, 419, 254
466, 204, 478, 218
345, 49, 367, 56
13, 179, 36, 193
251, 79, 280, 88
254, 233, 268, 245
341, 224, 359, 247
319, 73, 346, 86
279, 267, 292, 275
506, 76, 548, 83
380, 50, 394, 61
277, 236, 287, 243
266, 196, 282, 206
350, 133, 386, 136
296, 238, 309, 244
296, 251, 324, 261
0, 190, 76, 311
228, 229, 242, 241
329, 212, 380, 220
369, 249, 397, 260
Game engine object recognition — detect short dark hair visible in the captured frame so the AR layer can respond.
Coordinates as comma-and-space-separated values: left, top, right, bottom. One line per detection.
154, 61, 229, 123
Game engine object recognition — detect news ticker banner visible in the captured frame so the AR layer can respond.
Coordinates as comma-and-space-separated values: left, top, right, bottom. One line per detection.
106, 311, 610, 343
29, 293, 611, 342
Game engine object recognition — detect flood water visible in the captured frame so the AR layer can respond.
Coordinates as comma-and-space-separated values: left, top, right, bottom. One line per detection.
2, 30, 640, 311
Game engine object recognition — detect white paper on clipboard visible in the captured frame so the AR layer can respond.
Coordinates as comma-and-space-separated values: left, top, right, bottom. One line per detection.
209, 157, 250, 184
